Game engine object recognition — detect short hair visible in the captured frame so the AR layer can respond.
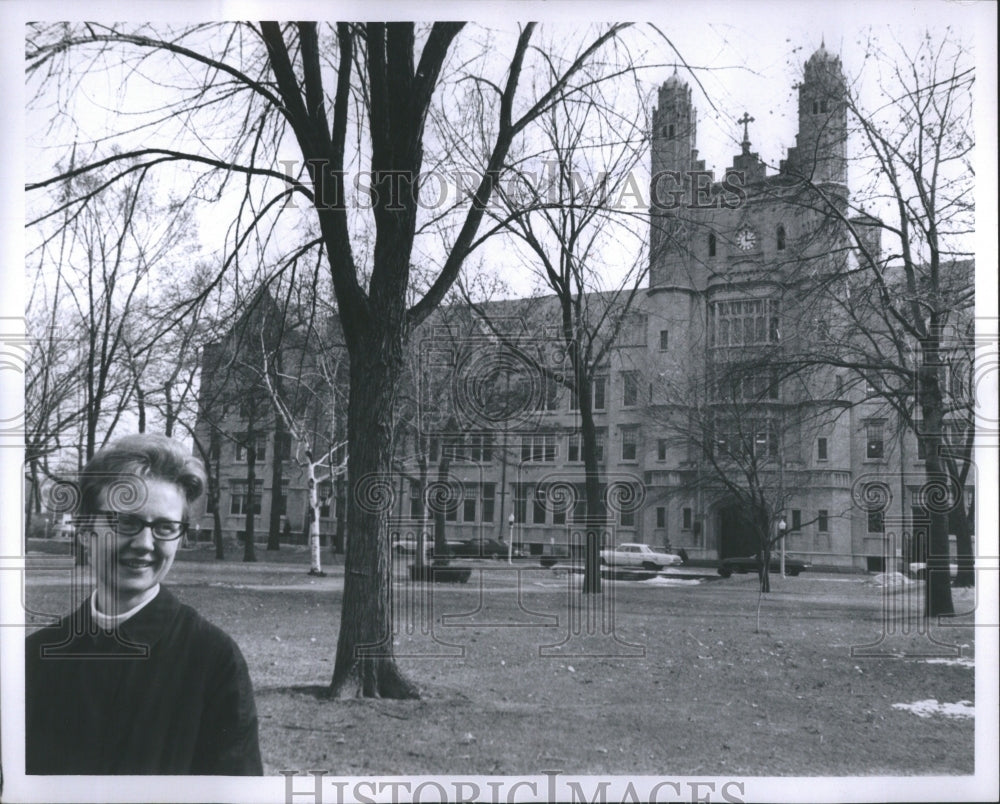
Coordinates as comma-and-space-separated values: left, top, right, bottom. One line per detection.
79, 434, 207, 520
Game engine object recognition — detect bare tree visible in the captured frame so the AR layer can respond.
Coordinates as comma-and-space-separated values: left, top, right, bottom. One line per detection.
772, 30, 975, 615
27, 21, 639, 697
457, 63, 651, 593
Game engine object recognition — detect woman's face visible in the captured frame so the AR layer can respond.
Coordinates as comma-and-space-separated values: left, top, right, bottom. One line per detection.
88, 477, 186, 613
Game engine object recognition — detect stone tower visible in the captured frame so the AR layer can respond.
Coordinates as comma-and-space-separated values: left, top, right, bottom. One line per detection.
649, 72, 708, 287
781, 42, 848, 186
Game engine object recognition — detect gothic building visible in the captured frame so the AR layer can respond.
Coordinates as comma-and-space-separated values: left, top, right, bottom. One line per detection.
194, 45, 961, 572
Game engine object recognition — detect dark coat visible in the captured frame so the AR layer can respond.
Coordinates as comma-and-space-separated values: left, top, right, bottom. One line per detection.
25, 586, 262, 775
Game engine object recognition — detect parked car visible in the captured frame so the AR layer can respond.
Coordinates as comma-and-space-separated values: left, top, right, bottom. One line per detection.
717, 554, 810, 577
600, 542, 682, 571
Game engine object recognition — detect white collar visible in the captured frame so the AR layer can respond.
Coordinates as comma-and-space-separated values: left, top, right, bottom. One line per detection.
91, 584, 161, 629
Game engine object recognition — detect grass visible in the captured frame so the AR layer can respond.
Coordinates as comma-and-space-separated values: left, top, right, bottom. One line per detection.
23, 541, 977, 777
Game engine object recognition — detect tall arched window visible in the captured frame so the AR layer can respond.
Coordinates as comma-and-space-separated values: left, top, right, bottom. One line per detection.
708, 233, 717, 257
776, 224, 786, 251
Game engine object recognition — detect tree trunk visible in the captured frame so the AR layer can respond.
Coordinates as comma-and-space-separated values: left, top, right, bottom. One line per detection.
330, 344, 418, 699
136, 384, 146, 433
243, 431, 257, 563
306, 456, 324, 575
951, 502, 974, 587
335, 477, 346, 554
579, 374, 604, 595
920, 366, 954, 617
266, 427, 283, 551
415, 459, 428, 570
211, 452, 225, 560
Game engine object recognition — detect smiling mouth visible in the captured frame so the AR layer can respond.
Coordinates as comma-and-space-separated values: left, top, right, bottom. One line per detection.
121, 558, 155, 570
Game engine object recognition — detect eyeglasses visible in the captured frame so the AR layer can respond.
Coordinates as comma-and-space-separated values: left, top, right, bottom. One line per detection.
91, 510, 188, 541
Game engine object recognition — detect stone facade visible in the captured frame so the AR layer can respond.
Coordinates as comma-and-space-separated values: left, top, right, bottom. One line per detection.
195, 45, 964, 572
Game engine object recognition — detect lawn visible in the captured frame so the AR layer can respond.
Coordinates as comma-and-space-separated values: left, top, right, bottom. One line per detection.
23, 542, 977, 778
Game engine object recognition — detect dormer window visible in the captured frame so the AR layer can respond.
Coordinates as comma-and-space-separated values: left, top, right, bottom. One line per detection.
708, 232, 717, 257
776, 224, 786, 251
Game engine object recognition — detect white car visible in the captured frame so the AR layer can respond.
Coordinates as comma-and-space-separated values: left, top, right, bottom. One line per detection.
600, 542, 682, 571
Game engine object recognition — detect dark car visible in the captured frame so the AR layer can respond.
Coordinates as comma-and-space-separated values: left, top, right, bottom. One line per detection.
717, 554, 810, 577
447, 537, 517, 559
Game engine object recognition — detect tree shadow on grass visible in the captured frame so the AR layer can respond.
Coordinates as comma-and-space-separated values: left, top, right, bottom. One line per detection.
273, 684, 332, 700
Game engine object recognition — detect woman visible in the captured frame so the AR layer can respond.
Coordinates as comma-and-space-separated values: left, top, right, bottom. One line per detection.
25, 434, 263, 775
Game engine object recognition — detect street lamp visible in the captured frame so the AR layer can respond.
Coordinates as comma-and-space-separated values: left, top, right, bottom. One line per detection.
508, 513, 515, 565
778, 518, 788, 577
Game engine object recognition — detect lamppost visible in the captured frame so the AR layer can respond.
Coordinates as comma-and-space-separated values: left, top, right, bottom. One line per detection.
508, 512, 515, 565
778, 518, 788, 577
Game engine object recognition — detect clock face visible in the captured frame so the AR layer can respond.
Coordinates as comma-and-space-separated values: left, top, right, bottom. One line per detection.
736, 228, 757, 251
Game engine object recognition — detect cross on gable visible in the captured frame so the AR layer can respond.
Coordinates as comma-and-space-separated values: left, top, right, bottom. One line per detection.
738, 111, 755, 143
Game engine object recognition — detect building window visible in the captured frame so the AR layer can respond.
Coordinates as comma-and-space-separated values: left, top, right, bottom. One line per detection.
532, 486, 547, 525
817, 437, 828, 461
709, 299, 781, 347
791, 509, 801, 532
521, 433, 557, 462
656, 506, 666, 528
206, 491, 216, 514
275, 432, 292, 461
868, 509, 884, 533
621, 427, 639, 461
319, 482, 332, 518
482, 483, 496, 523
235, 433, 267, 463
620, 508, 635, 528
657, 439, 667, 461
231, 480, 262, 516
713, 367, 781, 402
776, 224, 786, 251
917, 434, 927, 461
708, 233, 717, 257
622, 372, 641, 408
463, 483, 478, 523
570, 376, 607, 412
818, 509, 829, 533
866, 420, 885, 460
812, 100, 819, 114
619, 313, 648, 346
514, 484, 528, 524
659, 329, 669, 351
467, 433, 494, 463
567, 431, 605, 463
410, 480, 422, 519
682, 507, 692, 530
276, 480, 290, 516
667, 123, 675, 139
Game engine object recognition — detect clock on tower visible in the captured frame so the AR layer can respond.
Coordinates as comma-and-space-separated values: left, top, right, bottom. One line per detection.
736, 227, 757, 251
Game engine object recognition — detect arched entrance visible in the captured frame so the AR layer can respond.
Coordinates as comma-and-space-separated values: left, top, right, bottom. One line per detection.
717, 503, 758, 560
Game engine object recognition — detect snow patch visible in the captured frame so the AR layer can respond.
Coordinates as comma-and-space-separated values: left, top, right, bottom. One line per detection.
892, 699, 974, 718
641, 576, 703, 586
923, 657, 975, 668
868, 572, 913, 587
